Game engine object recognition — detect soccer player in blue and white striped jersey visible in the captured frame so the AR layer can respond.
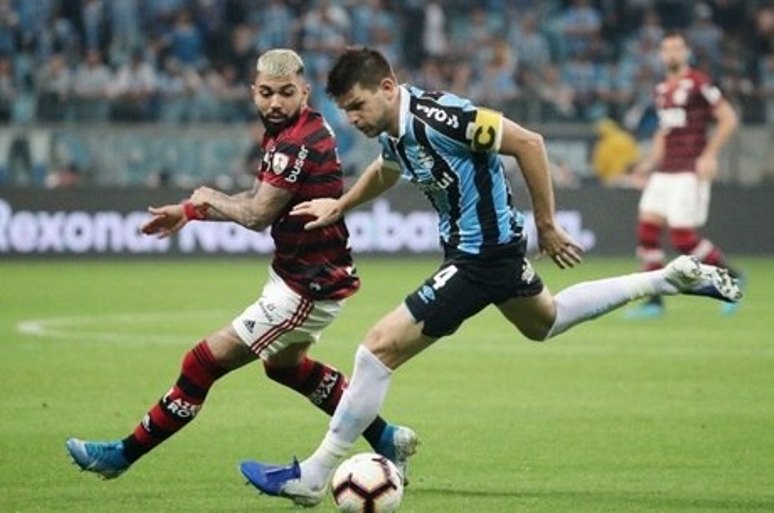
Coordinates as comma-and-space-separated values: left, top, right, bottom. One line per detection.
239, 47, 742, 506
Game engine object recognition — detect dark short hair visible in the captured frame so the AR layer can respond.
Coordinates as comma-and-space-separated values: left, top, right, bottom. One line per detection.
326, 47, 394, 98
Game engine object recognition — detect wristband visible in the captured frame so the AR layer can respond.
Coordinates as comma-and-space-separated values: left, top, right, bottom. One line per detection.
182, 200, 207, 221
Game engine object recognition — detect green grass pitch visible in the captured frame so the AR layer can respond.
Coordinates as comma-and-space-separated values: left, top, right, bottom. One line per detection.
1, 256, 772, 513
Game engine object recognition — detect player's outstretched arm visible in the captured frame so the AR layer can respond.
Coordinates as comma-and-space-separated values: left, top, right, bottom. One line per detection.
140, 204, 188, 238
291, 157, 401, 230
499, 117, 583, 269
140, 182, 273, 238
190, 182, 292, 232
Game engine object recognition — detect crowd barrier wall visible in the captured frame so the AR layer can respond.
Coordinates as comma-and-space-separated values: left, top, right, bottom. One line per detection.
1, 124, 771, 187
1, 185, 771, 258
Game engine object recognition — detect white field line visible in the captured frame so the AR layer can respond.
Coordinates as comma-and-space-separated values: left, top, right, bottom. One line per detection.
16, 310, 229, 344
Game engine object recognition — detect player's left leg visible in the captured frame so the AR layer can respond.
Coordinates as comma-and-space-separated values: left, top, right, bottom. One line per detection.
628, 172, 672, 318
240, 261, 484, 505
263, 344, 417, 482
66, 328, 250, 479
241, 306, 429, 506
498, 256, 742, 340
628, 215, 668, 318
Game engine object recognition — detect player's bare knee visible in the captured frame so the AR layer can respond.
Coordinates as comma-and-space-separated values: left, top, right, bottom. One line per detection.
362, 326, 401, 362
363, 325, 390, 351
205, 328, 254, 370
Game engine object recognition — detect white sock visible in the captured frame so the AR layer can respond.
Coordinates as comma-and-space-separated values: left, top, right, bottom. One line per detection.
547, 269, 677, 338
300, 345, 393, 489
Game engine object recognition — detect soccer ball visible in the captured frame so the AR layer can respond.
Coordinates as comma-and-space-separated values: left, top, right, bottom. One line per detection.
331, 452, 404, 513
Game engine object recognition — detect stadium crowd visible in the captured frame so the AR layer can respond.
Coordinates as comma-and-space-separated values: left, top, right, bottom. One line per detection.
0, 0, 772, 132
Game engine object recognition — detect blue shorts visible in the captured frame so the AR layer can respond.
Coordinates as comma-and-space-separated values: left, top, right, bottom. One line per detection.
404, 240, 544, 337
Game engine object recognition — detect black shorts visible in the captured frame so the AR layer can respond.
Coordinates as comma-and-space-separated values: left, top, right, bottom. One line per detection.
404, 240, 544, 338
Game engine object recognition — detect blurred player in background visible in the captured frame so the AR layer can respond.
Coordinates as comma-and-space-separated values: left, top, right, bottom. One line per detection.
65, 49, 416, 481
237, 47, 742, 507
628, 31, 743, 318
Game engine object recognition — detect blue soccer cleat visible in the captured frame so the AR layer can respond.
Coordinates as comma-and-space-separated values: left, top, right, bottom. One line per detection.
375, 424, 419, 485
65, 438, 130, 479
240, 458, 325, 507
665, 255, 742, 303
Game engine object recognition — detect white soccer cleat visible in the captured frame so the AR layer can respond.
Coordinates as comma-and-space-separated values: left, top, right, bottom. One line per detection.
665, 255, 742, 303
279, 478, 327, 507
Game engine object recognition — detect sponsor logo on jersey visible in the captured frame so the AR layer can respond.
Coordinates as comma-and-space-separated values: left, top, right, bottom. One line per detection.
243, 319, 256, 332
417, 284, 436, 304
415, 102, 460, 128
672, 85, 689, 106
162, 391, 202, 419
521, 260, 536, 284
140, 413, 152, 433
257, 301, 277, 323
308, 371, 340, 405
272, 152, 290, 174
413, 170, 455, 193
658, 107, 687, 129
416, 147, 435, 171
286, 145, 308, 183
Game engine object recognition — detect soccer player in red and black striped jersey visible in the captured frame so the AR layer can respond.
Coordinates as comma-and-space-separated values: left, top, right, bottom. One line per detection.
628, 31, 743, 318
65, 49, 417, 481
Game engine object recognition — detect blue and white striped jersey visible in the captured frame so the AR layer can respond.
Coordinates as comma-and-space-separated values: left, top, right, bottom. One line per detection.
378, 84, 524, 256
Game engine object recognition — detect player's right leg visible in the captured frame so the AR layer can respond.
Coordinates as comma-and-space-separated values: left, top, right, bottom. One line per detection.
66, 328, 253, 479
240, 261, 496, 505
241, 305, 431, 506
262, 344, 418, 483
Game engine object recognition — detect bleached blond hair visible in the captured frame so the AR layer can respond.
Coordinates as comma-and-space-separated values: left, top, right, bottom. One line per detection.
255, 49, 305, 78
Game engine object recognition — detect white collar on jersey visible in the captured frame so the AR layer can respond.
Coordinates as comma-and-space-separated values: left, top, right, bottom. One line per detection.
396, 85, 411, 139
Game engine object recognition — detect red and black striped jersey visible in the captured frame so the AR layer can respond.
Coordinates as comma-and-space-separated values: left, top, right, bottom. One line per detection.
655, 68, 723, 173
258, 106, 359, 300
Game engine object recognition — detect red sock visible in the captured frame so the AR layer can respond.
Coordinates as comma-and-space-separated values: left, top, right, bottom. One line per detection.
636, 221, 664, 271
264, 357, 346, 416
669, 227, 727, 265
122, 341, 227, 462
264, 357, 388, 449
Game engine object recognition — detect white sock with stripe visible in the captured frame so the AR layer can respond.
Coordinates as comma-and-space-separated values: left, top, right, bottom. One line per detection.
300, 345, 393, 489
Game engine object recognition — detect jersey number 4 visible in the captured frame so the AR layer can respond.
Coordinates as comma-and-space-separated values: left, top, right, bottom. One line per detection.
432, 265, 458, 289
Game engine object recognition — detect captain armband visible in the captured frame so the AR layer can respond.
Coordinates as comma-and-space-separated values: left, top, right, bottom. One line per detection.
466, 107, 504, 152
